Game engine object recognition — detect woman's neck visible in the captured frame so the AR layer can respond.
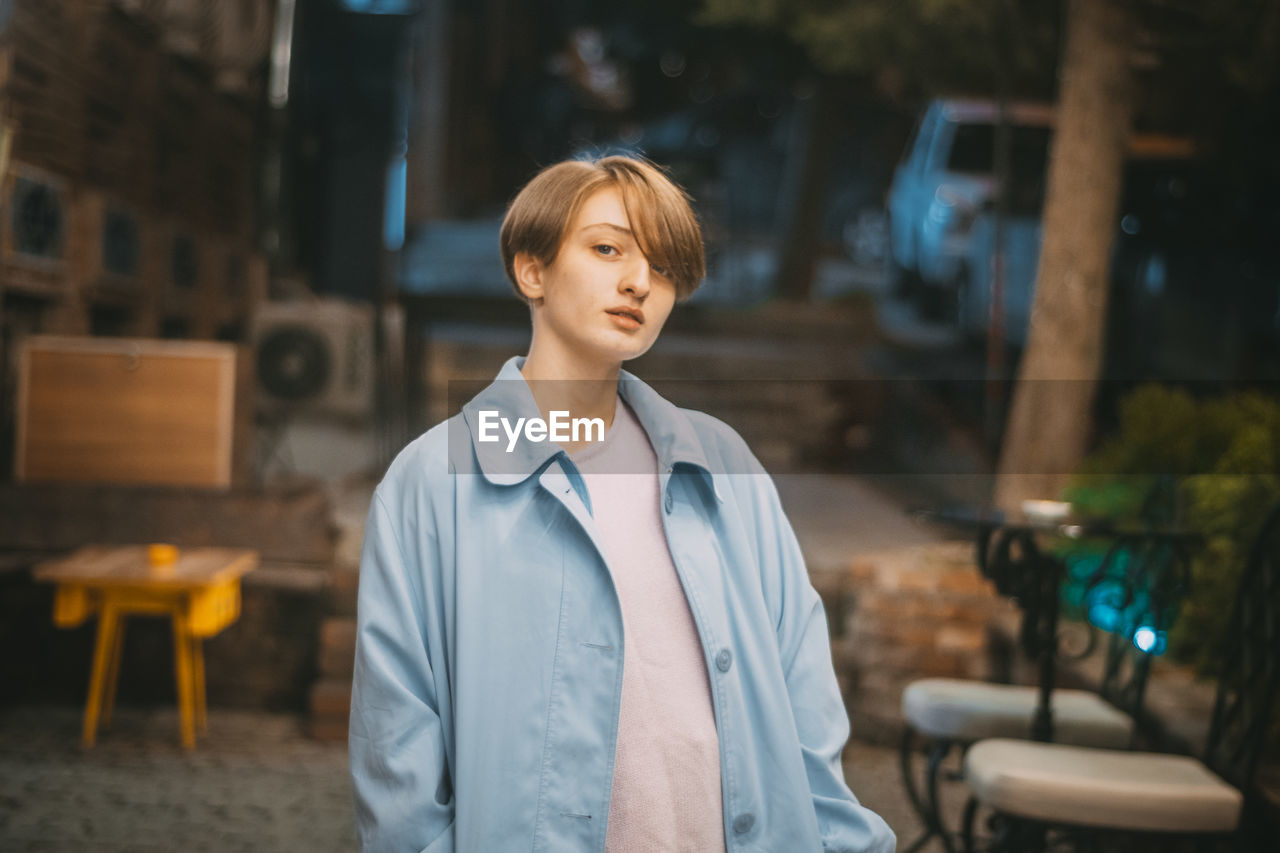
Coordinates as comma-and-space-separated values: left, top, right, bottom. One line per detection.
520, 344, 621, 434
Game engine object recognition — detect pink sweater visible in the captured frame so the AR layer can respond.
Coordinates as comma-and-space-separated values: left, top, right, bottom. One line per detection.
572, 399, 726, 853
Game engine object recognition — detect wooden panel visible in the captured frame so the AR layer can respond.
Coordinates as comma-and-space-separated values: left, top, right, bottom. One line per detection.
16, 336, 236, 487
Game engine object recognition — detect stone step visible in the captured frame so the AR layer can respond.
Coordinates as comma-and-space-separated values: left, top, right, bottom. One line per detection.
307, 677, 352, 743
309, 677, 353, 716
317, 617, 356, 679
329, 565, 359, 618
307, 613, 356, 742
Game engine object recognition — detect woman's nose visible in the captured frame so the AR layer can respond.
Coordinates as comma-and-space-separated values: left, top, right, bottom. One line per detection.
622, 257, 651, 298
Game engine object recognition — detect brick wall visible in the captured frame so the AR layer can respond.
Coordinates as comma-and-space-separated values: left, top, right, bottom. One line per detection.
831, 542, 1019, 745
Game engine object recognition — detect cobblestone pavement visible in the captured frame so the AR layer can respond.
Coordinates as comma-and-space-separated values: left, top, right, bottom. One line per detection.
0, 706, 354, 852
846, 736, 970, 853
0, 703, 968, 852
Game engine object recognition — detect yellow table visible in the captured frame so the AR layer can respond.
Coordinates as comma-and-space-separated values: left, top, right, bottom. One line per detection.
34, 545, 259, 749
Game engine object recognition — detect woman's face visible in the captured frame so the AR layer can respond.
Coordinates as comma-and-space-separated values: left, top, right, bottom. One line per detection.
519, 186, 677, 372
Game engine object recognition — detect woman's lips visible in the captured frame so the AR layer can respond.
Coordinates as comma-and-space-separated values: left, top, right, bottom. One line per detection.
606, 308, 643, 330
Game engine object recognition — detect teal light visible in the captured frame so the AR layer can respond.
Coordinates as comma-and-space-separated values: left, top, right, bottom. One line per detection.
1066, 542, 1178, 657
1132, 626, 1168, 656
1085, 580, 1126, 633
1066, 552, 1103, 580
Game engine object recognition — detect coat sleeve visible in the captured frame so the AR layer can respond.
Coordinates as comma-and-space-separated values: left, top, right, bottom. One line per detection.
754, 472, 897, 853
349, 492, 455, 853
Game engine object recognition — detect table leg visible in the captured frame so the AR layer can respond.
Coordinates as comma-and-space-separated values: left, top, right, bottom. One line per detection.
172, 612, 196, 749
191, 636, 207, 734
101, 617, 127, 730
82, 602, 120, 748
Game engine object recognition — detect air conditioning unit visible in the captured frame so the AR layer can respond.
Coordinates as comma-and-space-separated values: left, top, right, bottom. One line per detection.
251, 299, 375, 418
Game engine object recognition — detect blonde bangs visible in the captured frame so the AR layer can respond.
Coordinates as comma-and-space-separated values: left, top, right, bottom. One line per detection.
501, 155, 706, 301
602, 158, 706, 300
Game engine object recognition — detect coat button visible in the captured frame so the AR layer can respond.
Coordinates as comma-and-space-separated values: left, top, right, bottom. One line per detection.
732, 812, 754, 834
664, 491, 674, 513
715, 648, 732, 672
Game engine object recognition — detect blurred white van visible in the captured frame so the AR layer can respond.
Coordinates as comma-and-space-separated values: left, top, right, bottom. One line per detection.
885, 98, 1053, 301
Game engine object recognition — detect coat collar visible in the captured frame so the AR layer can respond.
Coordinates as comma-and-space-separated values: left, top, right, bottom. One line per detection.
460, 356, 716, 487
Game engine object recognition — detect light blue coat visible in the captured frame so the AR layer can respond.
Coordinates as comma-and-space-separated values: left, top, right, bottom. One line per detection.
350, 356, 895, 852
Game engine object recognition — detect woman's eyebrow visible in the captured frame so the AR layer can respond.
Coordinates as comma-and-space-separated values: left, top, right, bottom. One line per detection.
579, 222, 633, 236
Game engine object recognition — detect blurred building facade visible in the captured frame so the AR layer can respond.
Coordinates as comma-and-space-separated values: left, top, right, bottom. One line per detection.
0, 0, 277, 479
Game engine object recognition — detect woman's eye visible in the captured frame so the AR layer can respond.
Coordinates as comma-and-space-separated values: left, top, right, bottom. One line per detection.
651, 264, 670, 278
594, 244, 618, 257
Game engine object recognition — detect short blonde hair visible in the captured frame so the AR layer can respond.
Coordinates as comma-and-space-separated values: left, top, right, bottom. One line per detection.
500, 155, 706, 301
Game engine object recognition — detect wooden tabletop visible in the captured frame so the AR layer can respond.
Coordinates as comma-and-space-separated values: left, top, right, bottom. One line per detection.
33, 545, 259, 589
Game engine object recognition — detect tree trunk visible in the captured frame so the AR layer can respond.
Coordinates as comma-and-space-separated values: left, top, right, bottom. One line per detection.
775, 79, 837, 302
994, 0, 1136, 511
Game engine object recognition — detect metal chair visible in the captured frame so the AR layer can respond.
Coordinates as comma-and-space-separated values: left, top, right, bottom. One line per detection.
899, 525, 1190, 853
961, 499, 1280, 852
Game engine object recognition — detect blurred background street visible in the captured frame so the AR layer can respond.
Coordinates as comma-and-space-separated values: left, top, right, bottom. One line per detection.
2, 0, 1279, 850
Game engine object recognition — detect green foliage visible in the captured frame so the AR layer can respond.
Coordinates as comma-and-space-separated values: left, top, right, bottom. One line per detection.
697, 0, 1060, 97
1065, 384, 1280, 673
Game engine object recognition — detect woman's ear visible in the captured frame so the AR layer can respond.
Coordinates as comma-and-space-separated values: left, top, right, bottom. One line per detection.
513, 252, 546, 304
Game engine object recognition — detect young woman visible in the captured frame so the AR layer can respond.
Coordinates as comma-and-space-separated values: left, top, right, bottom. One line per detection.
350, 156, 894, 852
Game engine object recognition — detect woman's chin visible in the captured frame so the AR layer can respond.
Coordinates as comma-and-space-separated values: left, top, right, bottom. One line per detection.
616, 341, 658, 364
586, 336, 657, 366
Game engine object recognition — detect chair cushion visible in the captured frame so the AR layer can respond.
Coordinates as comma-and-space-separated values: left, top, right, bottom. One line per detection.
964, 738, 1243, 833
902, 678, 1133, 748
